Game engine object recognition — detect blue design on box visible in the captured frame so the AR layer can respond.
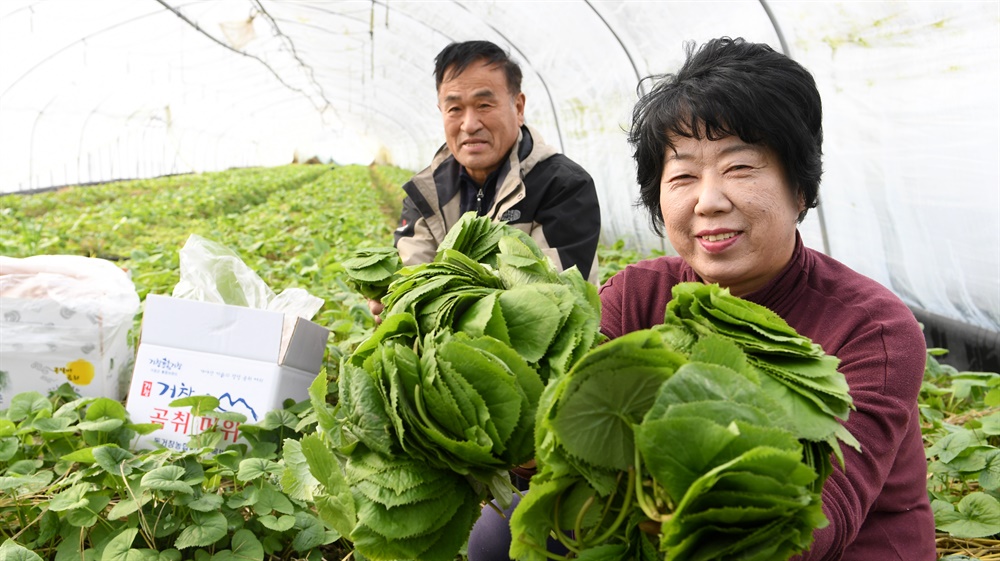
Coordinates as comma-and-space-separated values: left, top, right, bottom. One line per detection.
218, 393, 258, 421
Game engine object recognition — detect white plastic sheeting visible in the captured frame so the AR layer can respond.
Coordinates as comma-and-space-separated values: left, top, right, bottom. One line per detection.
1, 1, 998, 333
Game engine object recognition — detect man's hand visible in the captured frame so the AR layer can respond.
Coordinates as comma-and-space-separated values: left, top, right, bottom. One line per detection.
368, 299, 384, 324
511, 458, 537, 480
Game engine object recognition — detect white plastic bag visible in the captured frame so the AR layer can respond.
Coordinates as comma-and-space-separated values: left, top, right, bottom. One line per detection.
171, 234, 323, 320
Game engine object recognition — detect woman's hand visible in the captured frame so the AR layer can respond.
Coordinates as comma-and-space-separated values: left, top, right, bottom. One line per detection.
368, 299, 383, 324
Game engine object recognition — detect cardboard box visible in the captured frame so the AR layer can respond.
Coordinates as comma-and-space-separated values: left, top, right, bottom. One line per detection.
0, 257, 140, 409
125, 294, 329, 454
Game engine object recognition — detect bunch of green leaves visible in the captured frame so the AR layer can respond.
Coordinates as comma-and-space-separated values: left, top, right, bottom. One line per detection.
344, 330, 543, 476
315, 212, 603, 561
511, 282, 858, 561
436, 211, 527, 267
293, 370, 485, 561
0, 384, 341, 560
921, 349, 1000, 540
381, 248, 505, 329
634, 335, 828, 561
665, 283, 856, 457
381, 212, 602, 383
512, 328, 687, 561
342, 247, 402, 300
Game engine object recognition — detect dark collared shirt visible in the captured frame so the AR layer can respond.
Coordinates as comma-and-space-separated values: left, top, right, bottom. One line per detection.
457, 160, 506, 217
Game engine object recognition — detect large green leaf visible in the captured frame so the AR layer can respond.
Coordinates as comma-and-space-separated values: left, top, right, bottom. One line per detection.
496, 286, 565, 362
438, 212, 509, 263
0, 472, 53, 496
65, 493, 111, 527
212, 529, 265, 561
309, 458, 356, 541
350, 478, 480, 561
0, 541, 44, 561
258, 514, 296, 532
93, 445, 136, 476
32, 416, 75, 434
460, 335, 543, 463
438, 337, 522, 453
4, 392, 51, 422
237, 458, 282, 482
933, 493, 1000, 538
346, 451, 448, 497
338, 361, 396, 456
173, 510, 227, 549
567, 328, 687, 381
552, 364, 675, 472
291, 511, 334, 552
355, 471, 454, 509
644, 362, 787, 429
927, 428, 983, 464
343, 247, 402, 300
182, 493, 224, 513
49, 483, 92, 511
756, 373, 854, 447
84, 398, 128, 421
659, 446, 822, 561
637, 417, 741, 502
414, 353, 474, 439
508, 476, 591, 561
99, 528, 139, 561
281, 438, 319, 501
496, 234, 560, 287
350, 313, 418, 368
252, 481, 296, 515
308, 370, 338, 436
454, 292, 505, 341
667, 283, 823, 358
418, 288, 496, 333
355, 491, 464, 540
977, 449, 1000, 491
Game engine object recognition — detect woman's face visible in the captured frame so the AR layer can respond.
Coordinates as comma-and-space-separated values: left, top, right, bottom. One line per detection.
659, 134, 805, 297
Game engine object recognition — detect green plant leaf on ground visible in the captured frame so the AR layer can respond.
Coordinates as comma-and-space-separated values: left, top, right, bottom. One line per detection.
174, 510, 228, 549
0, 540, 44, 561
212, 529, 265, 561
933, 493, 1000, 538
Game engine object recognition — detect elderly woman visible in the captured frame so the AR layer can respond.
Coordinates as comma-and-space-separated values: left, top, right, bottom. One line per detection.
599, 37, 934, 560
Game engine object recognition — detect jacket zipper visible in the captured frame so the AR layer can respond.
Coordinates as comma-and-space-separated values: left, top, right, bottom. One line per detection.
476, 187, 484, 215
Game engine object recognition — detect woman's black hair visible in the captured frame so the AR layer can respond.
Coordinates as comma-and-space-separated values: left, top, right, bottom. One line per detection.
628, 37, 823, 235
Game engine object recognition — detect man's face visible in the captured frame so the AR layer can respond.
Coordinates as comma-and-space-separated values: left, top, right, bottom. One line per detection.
437, 60, 525, 185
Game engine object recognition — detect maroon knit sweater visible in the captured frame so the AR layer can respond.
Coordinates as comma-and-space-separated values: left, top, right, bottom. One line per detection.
599, 234, 935, 561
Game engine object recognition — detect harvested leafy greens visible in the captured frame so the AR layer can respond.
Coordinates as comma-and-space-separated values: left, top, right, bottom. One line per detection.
342, 246, 402, 300
334, 221, 854, 561
327, 212, 603, 561
511, 282, 858, 561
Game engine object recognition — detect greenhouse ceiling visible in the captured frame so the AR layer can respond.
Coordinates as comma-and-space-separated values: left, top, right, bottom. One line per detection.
1, 0, 998, 337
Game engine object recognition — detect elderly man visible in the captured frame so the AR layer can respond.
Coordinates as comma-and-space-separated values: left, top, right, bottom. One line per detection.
369, 40, 601, 317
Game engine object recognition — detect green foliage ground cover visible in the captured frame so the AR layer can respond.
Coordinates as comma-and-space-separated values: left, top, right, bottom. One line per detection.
1, 165, 998, 559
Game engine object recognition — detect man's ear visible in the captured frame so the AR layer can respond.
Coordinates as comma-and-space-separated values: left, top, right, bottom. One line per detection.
515, 92, 526, 126
796, 192, 808, 223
